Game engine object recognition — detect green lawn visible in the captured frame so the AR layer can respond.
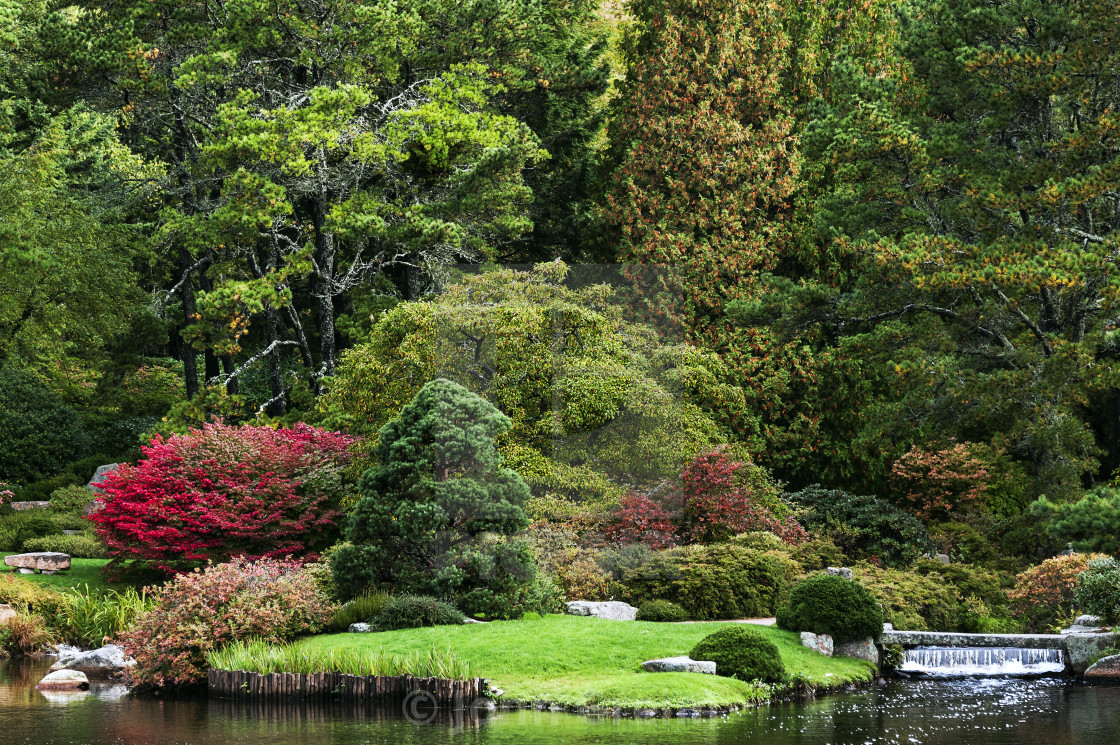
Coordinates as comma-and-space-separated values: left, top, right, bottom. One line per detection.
1, 554, 118, 592
299, 615, 876, 710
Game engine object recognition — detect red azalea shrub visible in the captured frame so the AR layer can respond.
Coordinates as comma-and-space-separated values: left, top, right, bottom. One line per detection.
1007, 553, 1106, 633
120, 557, 335, 688
606, 492, 678, 549
891, 443, 990, 519
609, 450, 807, 548
91, 422, 354, 572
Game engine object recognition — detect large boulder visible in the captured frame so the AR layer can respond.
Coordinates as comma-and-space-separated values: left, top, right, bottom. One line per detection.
36, 669, 89, 691
1066, 632, 1118, 676
836, 637, 880, 666
564, 600, 638, 621
51, 644, 135, 680
641, 656, 716, 674
1083, 654, 1120, 680
4, 552, 70, 574
0, 604, 15, 625
86, 464, 119, 493
801, 631, 834, 656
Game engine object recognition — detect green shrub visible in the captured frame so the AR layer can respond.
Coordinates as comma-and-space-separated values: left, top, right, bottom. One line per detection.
0, 511, 63, 550
328, 590, 392, 632
373, 595, 467, 631
65, 455, 115, 485
1032, 488, 1120, 555
789, 486, 934, 567
50, 485, 95, 513
23, 534, 106, 558
1008, 553, 1103, 633
0, 368, 89, 486
635, 599, 689, 622
14, 473, 82, 502
1074, 557, 1120, 624
929, 521, 999, 565
690, 626, 785, 682
776, 573, 884, 643
622, 543, 796, 620
730, 532, 786, 552
0, 574, 66, 618
852, 564, 958, 631
788, 537, 847, 572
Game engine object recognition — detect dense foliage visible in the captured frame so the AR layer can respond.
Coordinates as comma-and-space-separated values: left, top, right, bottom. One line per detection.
120, 558, 334, 688
690, 626, 785, 683
776, 574, 884, 643
1008, 554, 1104, 633
1075, 558, 1120, 625
372, 596, 467, 631
91, 423, 353, 572
634, 599, 689, 622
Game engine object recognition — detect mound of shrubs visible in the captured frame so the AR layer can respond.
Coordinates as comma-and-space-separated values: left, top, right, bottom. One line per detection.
635, 599, 689, 622
1075, 557, 1120, 625
1008, 553, 1104, 633
621, 543, 796, 620
22, 534, 105, 558
776, 574, 884, 643
690, 626, 785, 682
372, 596, 466, 630
119, 558, 335, 688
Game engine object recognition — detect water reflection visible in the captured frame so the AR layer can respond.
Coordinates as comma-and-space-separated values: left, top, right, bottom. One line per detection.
2, 657, 1119, 745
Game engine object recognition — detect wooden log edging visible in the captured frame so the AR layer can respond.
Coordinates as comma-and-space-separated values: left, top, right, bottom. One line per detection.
206, 669, 487, 707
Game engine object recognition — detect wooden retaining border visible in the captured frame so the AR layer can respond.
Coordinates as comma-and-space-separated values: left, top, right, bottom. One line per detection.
207, 669, 488, 707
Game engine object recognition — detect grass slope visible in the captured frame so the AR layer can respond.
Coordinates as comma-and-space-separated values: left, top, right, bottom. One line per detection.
2, 555, 115, 592
300, 615, 875, 709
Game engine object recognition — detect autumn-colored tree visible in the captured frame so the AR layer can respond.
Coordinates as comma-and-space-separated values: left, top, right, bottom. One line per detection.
600, 0, 798, 339
891, 443, 990, 519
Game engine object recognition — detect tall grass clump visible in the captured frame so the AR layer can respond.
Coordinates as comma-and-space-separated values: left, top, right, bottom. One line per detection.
206, 639, 472, 680
56, 585, 153, 648
327, 590, 391, 632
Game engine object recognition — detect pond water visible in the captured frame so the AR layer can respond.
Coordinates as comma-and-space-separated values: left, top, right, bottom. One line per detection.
4, 657, 1120, 745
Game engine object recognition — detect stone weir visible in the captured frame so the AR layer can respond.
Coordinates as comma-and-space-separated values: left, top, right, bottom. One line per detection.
882, 631, 1065, 650
882, 629, 1116, 677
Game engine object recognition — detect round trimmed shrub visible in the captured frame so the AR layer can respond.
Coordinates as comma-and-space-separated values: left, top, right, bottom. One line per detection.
373, 595, 466, 630
776, 573, 884, 643
636, 599, 688, 622
49, 485, 95, 512
689, 626, 785, 682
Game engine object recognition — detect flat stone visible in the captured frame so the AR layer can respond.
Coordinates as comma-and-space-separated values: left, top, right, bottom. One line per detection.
1062, 624, 1109, 635
348, 622, 374, 633
1067, 633, 1119, 676
36, 669, 89, 691
564, 601, 638, 621
801, 632, 834, 657
4, 552, 70, 573
836, 637, 879, 666
1084, 654, 1120, 680
50, 644, 135, 679
826, 567, 853, 580
882, 630, 1065, 650
0, 604, 15, 624
462, 617, 487, 624
1076, 615, 1103, 627
86, 464, 119, 493
9, 501, 50, 511
641, 656, 717, 674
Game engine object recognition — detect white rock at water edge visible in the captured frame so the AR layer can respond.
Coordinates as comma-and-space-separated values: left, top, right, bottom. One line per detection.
51, 644, 135, 679
800, 632, 834, 657
641, 656, 717, 674
564, 601, 638, 621
36, 669, 89, 691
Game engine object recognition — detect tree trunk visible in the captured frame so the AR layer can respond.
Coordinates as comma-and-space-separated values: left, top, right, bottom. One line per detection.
179, 248, 200, 400
311, 194, 337, 377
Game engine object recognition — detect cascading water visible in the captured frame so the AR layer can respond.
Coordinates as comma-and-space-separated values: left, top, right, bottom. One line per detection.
899, 646, 1066, 677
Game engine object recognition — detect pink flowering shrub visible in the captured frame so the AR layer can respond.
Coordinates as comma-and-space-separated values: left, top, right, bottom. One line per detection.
119, 558, 335, 688
91, 422, 354, 572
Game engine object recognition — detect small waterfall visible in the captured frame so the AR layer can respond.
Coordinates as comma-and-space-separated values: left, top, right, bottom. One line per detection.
899, 646, 1065, 677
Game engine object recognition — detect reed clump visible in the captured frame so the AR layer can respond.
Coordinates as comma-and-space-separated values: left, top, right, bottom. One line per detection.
206, 639, 472, 680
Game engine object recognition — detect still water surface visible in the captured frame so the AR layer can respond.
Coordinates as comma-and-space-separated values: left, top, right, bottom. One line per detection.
3, 657, 1119, 745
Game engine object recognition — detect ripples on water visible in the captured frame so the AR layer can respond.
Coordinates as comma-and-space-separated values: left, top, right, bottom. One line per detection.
3, 658, 1119, 745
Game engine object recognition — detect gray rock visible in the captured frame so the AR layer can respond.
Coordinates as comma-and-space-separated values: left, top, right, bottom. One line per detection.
86, 464, 119, 493
36, 669, 89, 691
1076, 615, 1103, 627
0, 604, 15, 624
1062, 624, 1108, 635
883, 623, 894, 632
836, 637, 879, 666
826, 567, 853, 580
9, 501, 50, 511
347, 622, 374, 633
1084, 654, 1120, 680
935, 553, 951, 564
462, 617, 487, 624
637, 709, 657, 718
1066, 632, 1119, 676
83, 499, 105, 516
50, 644, 135, 679
800, 632, 834, 657
641, 656, 717, 674
4, 552, 70, 573
564, 600, 638, 621
675, 709, 700, 718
